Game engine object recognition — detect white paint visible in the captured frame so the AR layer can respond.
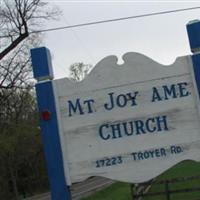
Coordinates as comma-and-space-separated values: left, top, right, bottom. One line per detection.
53, 52, 200, 184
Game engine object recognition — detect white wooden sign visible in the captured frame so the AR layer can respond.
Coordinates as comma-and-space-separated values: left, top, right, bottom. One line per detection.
52, 52, 200, 184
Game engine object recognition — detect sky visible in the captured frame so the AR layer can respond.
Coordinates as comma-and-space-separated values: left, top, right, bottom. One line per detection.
43, 1, 200, 78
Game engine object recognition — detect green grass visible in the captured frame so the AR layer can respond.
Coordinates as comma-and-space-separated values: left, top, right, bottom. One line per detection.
144, 160, 200, 200
81, 182, 132, 200
81, 160, 200, 200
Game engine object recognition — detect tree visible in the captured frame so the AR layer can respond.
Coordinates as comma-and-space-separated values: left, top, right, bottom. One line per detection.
0, 0, 59, 118
0, 89, 48, 199
0, 0, 59, 131
0, 0, 59, 60
0, 1, 60, 199
0, 0, 59, 87
69, 62, 93, 81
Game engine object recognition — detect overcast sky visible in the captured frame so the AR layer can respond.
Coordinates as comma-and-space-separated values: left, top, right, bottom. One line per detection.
43, 1, 200, 78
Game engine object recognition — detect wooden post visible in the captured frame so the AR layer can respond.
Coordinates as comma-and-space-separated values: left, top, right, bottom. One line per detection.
187, 20, 200, 88
30, 47, 72, 200
165, 180, 170, 200
187, 20, 200, 117
130, 184, 134, 200
187, 20, 200, 53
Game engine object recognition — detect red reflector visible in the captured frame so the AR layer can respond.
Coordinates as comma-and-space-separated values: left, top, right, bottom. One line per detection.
41, 110, 51, 121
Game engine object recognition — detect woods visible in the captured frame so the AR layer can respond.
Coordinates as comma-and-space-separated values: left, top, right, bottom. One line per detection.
0, 0, 59, 199
0, 89, 49, 199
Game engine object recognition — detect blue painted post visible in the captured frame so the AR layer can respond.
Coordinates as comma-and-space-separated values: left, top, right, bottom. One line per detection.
30, 47, 72, 200
187, 20, 200, 98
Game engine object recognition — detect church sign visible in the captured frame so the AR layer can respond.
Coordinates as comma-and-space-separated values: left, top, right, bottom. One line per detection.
31, 20, 200, 200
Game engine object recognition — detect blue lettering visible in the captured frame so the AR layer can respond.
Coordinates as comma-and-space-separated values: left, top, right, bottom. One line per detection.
68, 99, 84, 117
178, 82, 190, 97
99, 116, 169, 141
68, 98, 95, 117
111, 124, 122, 139
104, 91, 139, 111
156, 116, 168, 131
152, 82, 190, 103
132, 148, 166, 161
138, 152, 144, 160
152, 87, 162, 102
99, 124, 110, 140
135, 120, 146, 135
145, 118, 156, 133
170, 145, 183, 154
84, 99, 95, 113
160, 148, 166, 156
123, 122, 134, 136
127, 91, 139, 106
116, 94, 127, 107
132, 152, 137, 161
104, 92, 114, 110
163, 84, 177, 100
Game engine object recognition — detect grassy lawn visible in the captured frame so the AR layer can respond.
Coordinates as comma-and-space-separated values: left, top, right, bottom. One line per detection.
81, 182, 132, 200
81, 160, 200, 200
144, 160, 200, 200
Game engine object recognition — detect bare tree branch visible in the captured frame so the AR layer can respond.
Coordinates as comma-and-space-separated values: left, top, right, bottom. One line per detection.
0, 32, 29, 60
0, 0, 59, 60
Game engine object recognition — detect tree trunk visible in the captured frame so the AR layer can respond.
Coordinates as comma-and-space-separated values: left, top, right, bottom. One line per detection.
8, 161, 19, 200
